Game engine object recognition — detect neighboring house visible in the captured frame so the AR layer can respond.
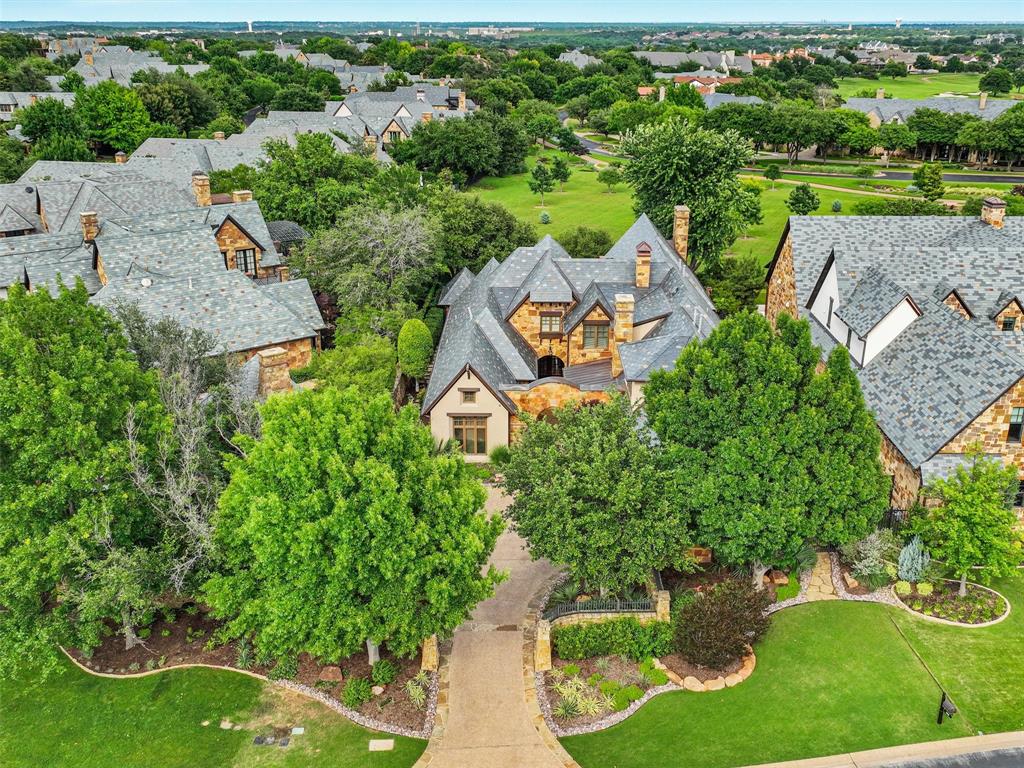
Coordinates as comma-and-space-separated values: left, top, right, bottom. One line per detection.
329, 85, 475, 144
423, 210, 718, 460
558, 49, 602, 69
846, 92, 1017, 127
0, 172, 322, 364
46, 47, 209, 88
765, 198, 1024, 509
653, 69, 735, 80
239, 44, 397, 92
702, 93, 764, 109
0, 91, 76, 121
632, 50, 755, 74
45, 35, 101, 60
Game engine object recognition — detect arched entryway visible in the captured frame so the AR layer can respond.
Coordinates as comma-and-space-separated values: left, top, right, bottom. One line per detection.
537, 355, 564, 379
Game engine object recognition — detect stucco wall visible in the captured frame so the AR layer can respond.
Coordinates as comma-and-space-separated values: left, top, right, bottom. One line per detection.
765, 232, 797, 326
940, 374, 1024, 477
427, 369, 510, 462
862, 298, 918, 365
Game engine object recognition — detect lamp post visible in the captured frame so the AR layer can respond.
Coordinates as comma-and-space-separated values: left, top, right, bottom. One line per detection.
937, 691, 957, 725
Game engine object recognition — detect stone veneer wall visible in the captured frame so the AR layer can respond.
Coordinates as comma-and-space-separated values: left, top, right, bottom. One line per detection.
566, 306, 615, 367
939, 374, 1024, 476
943, 292, 970, 320
765, 233, 797, 326
216, 218, 262, 275
880, 431, 921, 508
994, 302, 1024, 332
239, 336, 314, 370
507, 382, 610, 438
509, 301, 569, 362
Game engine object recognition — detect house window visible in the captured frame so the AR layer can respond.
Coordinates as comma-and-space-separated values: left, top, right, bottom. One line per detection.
1002, 317, 1016, 332
582, 322, 609, 349
0, 104, 12, 113
221, 250, 229, 268
387, 130, 402, 142
235, 248, 256, 273
540, 313, 562, 337
461, 389, 477, 404
1015, 480, 1024, 508
1008, 407, 1024, 443
452, 416, 487, 454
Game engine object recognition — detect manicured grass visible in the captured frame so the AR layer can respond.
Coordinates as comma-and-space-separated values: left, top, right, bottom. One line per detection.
0, 657, 426, 768
836, 73, 983, 99
772, 174, 1015, 200
562, 602, 973, 768
470, 149, 637, 241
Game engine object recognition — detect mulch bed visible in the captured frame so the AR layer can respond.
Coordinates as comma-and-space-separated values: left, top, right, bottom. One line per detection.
545, 655, 649, 728
662, 565, 792, 601
67, 603, 426, 731
659, 653, 741, 682
838, 564, 874, 596
896, 582, 1008, 624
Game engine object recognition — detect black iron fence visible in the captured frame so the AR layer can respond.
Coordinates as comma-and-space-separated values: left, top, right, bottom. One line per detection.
542, 597, 653, 622
880, 508, 910, 534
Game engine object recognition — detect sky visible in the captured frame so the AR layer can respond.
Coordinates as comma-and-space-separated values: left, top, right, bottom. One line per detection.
2, 0, 1022, 24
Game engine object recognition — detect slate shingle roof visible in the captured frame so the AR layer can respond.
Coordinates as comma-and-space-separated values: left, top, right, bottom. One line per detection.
0, 91, 76, 121
834, 266, 912, 336
785, 214, 1024, 467
845, 96, 1017, 123
423, 215, 719, 414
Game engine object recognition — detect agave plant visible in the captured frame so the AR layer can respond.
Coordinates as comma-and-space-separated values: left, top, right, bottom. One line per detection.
553, 693, 581, 720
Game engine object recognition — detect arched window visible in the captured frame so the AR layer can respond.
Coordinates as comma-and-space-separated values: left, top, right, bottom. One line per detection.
537, 355, 564, 379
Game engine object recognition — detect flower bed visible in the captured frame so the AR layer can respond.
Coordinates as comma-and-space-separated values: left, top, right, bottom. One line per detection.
544, 655, 669, 729
66, 603, 433, 734
895, 581, 1010, 625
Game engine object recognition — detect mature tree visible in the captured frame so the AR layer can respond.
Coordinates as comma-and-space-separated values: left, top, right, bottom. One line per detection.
852, 197, 954, 216
292, 334, 397, 395
785, 183, 821, 215
597, 166, 623, 192
549, 154, 572, 191
136, 76, 218, 134
269, 84, 325, 112
645, 312, 888, 587
622, 119, 759, 275
397, 318, 433, 379
74, 81, 155, 152
994, 103, 1024, 169
877, 122, 917, 166
553, 125, 582, 153
0, 135, 29, 183
200, 112, 244, 139
665, 83, 708, 110
528, 162, 555, 205
706, 255, 764, 316
979, 67, 1013, 95
526, 113, 561, 145
29, 134, 94, 162
922, 452, 1022, 596
912, 162, 946, 201
203, 387, 504, 664
564, 94, 591, 122
881, 61, 908, 79
12, 96, 81, 143
766, 101, 829, 164
906, 108, 972, 161
503, 396, 695, 594
59, 70, 86, 91
560, 225, 613, 258
0, 284, 167, 675
587, 108, 611, 135
4, 60, 52, 91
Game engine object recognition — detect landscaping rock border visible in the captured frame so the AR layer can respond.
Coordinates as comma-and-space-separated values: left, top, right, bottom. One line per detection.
892, 579, 1012, 628
829, 551, 903, 608
60, 647, 436, 739
766, 564, 813, 615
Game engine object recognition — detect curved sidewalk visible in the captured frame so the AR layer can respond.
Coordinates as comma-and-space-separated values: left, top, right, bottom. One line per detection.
416, 487, 571, 768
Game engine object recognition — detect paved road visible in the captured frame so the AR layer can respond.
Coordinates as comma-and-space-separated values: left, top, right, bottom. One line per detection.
750, 167, 1024, 184
574, 133, 618, 158
886, 747, 1024, 767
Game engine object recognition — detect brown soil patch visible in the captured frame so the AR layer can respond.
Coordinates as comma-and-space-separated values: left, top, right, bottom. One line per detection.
67, 604, 427, 731
545, 655, 649, 728
659, 653, 741, 682
839, 564, 873, 596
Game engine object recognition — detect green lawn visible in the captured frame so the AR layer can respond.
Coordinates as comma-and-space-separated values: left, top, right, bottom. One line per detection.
768, 174, 1016, 200
563, 574, 1024, 768
0, 657, 426, 768
470, 149, 637, 241
836, 73, 984, 99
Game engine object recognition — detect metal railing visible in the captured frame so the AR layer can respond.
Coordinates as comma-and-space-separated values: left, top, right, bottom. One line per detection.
542, 597, 653, 622
880, 508, 910, 534
253, 273, 282, 286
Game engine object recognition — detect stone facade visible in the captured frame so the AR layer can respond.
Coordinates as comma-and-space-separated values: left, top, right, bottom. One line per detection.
939, 374, 1024, 477
256, 346, 292, 396
765, 232, 797, 326
216, 218, 262, 275
566, 306, 615, 367
942, 291, 971, 320
240, 336, 314, 370
507, 382, 611, 438
994, 301, 1024, 332
508, 300, 570, 361
881, 430, 922, 508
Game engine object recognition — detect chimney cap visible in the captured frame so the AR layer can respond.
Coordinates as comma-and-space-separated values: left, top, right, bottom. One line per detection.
983, 196, 1006, 209
191, 170, 208, 178
79, 210, 97, 220
636, 241, 652, 255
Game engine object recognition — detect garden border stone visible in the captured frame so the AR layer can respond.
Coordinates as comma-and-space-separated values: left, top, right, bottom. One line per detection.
893, 579, 1012, 628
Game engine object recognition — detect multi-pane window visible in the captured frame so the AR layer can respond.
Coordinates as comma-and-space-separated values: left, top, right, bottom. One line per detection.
461, 389, 477, 404
235, 248, 257, 273
1003, 317, 1016, 332
387, 130, 402, 142
582, 323, 609, 350
1008, 407, 1024, 443
1015, 480, 1024, 508
540, 313, 562, 336
453, 416, 487, 454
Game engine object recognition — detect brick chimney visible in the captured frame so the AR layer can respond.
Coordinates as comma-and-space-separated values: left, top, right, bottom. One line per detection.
612, 294, 635, 377
979, 91, 988, 110
231, 189, 253, 203
457, 90, 466, 111
257, 347, 292, 397
981, 196, 1006, 229
191, 172, 211, 207
79, 211, 99, 241
875, 87, 885, 99
635, 241, 651, 289
672, 205, 691, 263
114, 151, 126, 164
213, 130, 225, 140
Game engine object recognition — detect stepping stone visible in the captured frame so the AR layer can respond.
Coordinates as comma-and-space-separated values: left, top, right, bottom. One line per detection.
201, 720, 210, 727
704, 677, 726, 691
725, 673, 743, 687
253, 736, 265, 745
369, 739, 395, 752
291, 726, 305, 735
219, 720, 233, 730
318, 666, 343, 683
371, 685, 385, 696
233, 725, 241, 730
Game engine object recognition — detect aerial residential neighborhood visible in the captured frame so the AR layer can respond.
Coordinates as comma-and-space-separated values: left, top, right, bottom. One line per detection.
0, 2, 1023, 768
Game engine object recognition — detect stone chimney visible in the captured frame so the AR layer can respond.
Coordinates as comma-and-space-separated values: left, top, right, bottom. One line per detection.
29, 93, 37, 105
83, 49, 93, 66
231, 189, 253, 203
114, 151, 126, 164
364, 134, 377, 150
612, 294, 635, 377
191, 172, 211, 207
673, 205, 691, 263
79, 211, 99, 241
981, 196, 1006, 229
875, 87, 885, 99
658, 85, 666, 102
213, 130, 225, 140
257, 347, 292, 397
635, 242, 651, 289
457, 90, 466, 111
421, 111, 432, 123
979, 91, 988, 110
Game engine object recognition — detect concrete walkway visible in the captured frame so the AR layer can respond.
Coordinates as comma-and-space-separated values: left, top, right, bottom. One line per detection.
805, 552, 838, 601
418, 487, 568, 768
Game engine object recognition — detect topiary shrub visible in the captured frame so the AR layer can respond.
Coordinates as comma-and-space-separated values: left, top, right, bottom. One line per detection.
397, 318, 433, 379
917, 582, 934, 596
898, 535, 930, 582
343, 676, 373, 709
553, 617, 672, 661
611, 684, 643, 711
371, 658, 397, 686
673, 579, 771, 670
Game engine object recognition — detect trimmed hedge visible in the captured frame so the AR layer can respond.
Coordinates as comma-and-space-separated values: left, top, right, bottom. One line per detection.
553, 617, 672, 661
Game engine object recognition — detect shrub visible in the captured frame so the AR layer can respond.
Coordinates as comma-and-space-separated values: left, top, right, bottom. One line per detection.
489, 445, 512, 466
161, 609, 177, 624
638, 658, 668, 686
397, 319, 433, 379
586, 672, 603, 686
611, 684, 643, 711
898, 535, 930, 582
563, 663, 581, 678
145, 659, 157, 671
539, 211, 551, 224
845, 530, 899, 587
128, 662, 140, 672
343, 677, 373, 709
917, 582, 934, 596
268, 654, 298, 680
160, 629, 171, 638
895, 580, 912, 596
405, 677, 427, 709
137, 627, 151, 640
553, 697, 580, 719
598, 679, 621, 697
371, 659, 398, 686
831, 200, 842, 212
553, 618, 673, 661
854, 165, 875, 178
673, 579, 771, 670
235, 640, 254, 670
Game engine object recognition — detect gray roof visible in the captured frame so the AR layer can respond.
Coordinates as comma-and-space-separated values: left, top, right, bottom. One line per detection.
0, 91, 75, 121
845, 96, 1017, 123
632, 50, 754, 74
702, 93, 764, 109
558, 49, 602, 69
261, 278, 327, 330
834, 266, 911, 336
266, 220, 309, 245
423, 215, 719, 414
784, 214, 1024, 467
